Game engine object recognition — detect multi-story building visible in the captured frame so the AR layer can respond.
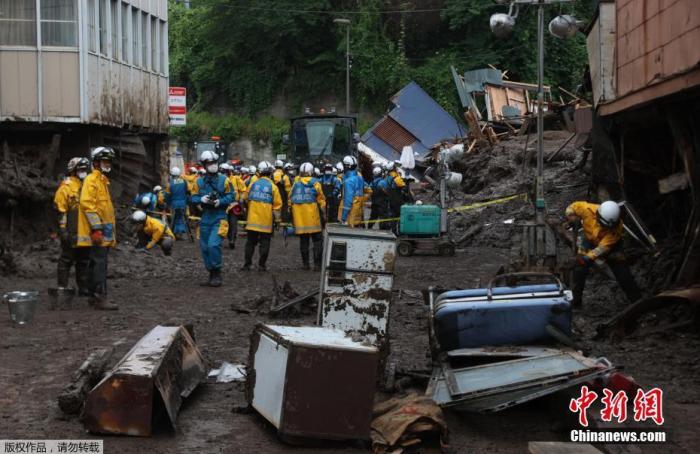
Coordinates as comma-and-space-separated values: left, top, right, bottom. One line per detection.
0, 0, 170, 239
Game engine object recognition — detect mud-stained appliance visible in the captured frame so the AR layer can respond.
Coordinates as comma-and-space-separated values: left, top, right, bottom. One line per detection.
247, 324, 378, 441
317, 226, 397, 356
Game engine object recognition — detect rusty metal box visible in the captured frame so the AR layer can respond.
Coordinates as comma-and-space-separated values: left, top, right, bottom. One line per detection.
318, 226, 397, 352
247, 324, 379, 441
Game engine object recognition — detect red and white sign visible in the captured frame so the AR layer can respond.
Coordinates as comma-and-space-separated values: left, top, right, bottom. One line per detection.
169, 87, 186, 126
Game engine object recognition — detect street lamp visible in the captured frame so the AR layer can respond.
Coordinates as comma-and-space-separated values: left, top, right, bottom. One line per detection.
334, 18, 351, 115
489, 0, 581, 267
489, 0, 580, 225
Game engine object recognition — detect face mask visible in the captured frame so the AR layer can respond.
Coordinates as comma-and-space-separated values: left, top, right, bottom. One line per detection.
100, 163, 111, 173
77, 171, 87, 180
207, 164, 219, 173
324, 171, 332, 175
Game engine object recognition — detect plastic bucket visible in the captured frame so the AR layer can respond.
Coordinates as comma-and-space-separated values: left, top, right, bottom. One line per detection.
3, 291, 40, 325
48, 287, 75, 311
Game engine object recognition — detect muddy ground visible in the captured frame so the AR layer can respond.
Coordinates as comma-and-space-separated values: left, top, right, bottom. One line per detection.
1, 133, 699, 453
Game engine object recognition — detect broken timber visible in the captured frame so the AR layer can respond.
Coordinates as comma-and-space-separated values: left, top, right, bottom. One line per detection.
82, 325, 206, 436
58, 341, 124, 415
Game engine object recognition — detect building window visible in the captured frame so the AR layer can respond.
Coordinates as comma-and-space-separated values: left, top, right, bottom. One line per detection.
131, 7, 138, 66
160, 20, 166, 75
141, 11, 147, 68
0, 0, 37, 46
87, 0, 96, 51
110, 0, 117, 57
121, 2, 128, 62
151, 16, 157, 73
98, 0, 107, 54
40, 0, 78, 47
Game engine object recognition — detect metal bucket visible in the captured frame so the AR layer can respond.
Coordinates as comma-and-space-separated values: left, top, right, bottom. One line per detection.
48, 287, 75, 310
3, 291, 40, 325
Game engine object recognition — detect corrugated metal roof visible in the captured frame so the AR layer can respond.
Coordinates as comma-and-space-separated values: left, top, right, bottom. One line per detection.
387, 82, 465, 149
361, 81, 463, 163
372, 116, 417, 151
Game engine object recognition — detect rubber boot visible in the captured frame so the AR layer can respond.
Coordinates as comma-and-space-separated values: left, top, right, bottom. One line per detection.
91, 294, 118, 311
200, 270, 213, 286
210, 269, 222, 287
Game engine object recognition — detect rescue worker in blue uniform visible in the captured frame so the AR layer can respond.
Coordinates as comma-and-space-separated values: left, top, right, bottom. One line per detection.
165, 166, 189, 238
339, 155, 369, 227
133, 191, 156, 212
369, 165, 390, 230
191, 151, 234, 287
320, 163, 341, 224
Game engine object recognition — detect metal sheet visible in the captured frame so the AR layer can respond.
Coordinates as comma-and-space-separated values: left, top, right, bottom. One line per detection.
83, 325, 206, 436
440, 352, 598, 399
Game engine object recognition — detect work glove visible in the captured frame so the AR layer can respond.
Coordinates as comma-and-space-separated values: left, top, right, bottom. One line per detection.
213, 199, 221, 208
201, 194, 211, 205
566, 255, 590, 269
90, 230, 104, 244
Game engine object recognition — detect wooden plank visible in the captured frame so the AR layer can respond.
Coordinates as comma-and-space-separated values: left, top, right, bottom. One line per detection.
529, 442, 602, 454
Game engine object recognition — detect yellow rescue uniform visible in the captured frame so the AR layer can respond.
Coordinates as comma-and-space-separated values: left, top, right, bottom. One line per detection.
273, 169, 292, 194
565, 201, 623, 261
290, 177, 326, 234
245, 176, 282, 233
182, 173, 198, 194
53, 176, 82, 231
389, 170, 406, 188
228, 175, 248, 202
143, 216, 175, 250
77, 169, 116, 247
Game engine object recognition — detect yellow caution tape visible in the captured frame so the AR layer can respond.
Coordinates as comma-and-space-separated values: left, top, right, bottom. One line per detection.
187, 193, 528, 228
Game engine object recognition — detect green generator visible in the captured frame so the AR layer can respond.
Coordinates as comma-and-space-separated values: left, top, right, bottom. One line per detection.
400, 204, 441, 237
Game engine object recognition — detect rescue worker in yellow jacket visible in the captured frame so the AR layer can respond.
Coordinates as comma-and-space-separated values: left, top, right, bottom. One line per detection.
290, 162, 327, 270
273, 160, 293, 224
77, 147, 118, 310
54, 157, 91, 294
131, 210, 175, 255
564, 201, 642, 308
241, 161, 282, 271
223, 163, 247, 249
183, 167, 199, 194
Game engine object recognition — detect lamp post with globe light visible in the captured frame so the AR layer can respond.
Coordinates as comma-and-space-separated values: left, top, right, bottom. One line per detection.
490, 0, 582, 265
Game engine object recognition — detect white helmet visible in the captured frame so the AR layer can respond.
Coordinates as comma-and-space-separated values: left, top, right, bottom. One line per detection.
198, 168, 206, 175
240, 166, 249, 174
372, 167, 383, 177
597, 201, 621, 228
335, 162, 344, 172
170, 166, 181, 176
314, 167, 322, 176
342, 155, 358, 168
200, 150, 218, 164
299, 162, 314, 176
394, 160, 402, 168
189, 167, 198, 174
383, 161, 395, 171
284, 162, 294, 170
141, 196, 152, 207
248, 165, 257, 175
332, 168, 338, 175
258, 161, 273, 175
274, 159, 284, 168
131, 210, 147, 222
219, 163, 230, 172
153, 185, 162, 193
372, 161, 383, 168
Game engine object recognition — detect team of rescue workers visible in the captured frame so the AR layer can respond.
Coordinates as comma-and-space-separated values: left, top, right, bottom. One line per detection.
53, 146, 641, 311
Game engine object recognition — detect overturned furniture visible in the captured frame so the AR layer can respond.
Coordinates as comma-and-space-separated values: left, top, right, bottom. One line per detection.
82, 325, 206, 436
318, 226, 397, 358
426, 274, 616, 412
247, 324, 378, 442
